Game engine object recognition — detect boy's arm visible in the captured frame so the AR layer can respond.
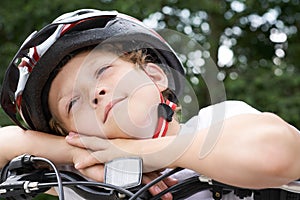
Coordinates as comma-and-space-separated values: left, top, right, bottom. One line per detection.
169, 112, 300, 188
0, 126, 176, 199
0, 126, 106, 182
0, 125, 74, 168
67, 112, 300, 189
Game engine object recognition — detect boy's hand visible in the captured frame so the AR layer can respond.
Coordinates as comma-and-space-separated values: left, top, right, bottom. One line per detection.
66, 132, 177, 199
69, 142, 106, 182
66, 131, 177, 172
66, 132, 138, 169
143, 171, 177, 200
78, 164, 105, 182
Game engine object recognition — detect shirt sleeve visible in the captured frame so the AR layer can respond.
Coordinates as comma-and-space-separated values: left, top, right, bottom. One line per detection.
197, 100, 261, 131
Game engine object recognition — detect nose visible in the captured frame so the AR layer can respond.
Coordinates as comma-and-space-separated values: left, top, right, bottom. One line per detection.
91, 87, 106, 107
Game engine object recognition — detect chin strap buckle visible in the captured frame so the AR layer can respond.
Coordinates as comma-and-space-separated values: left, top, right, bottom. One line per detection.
153, 99, 177, 139
158, 103, 174, 122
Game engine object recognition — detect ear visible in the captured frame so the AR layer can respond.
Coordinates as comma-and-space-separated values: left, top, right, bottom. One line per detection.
143, 63, 168, 91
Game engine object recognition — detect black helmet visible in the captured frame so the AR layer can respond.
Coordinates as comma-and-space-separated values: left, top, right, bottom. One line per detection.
0, 9, 184, 134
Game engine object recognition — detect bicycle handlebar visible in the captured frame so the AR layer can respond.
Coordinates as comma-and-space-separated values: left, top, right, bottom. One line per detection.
1, 154, 300, 200
0, 154, 207, 200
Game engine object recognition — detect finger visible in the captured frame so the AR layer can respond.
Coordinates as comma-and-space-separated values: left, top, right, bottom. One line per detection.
146, 182, 173, 200
79, 136, 110, 151
143, 173, 173, 200
78, 164, 104, 182
152, 169, 178, 186
162, 176, 178, 186
66, 133, 109, 151
75, 153, 101, 169
65, 132, 85, 148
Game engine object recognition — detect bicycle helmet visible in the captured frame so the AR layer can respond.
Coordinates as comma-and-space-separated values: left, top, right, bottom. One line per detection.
0, 9, 185, 135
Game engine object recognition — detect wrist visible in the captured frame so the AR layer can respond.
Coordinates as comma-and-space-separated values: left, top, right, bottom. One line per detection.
140, 134, 194, 172
139, 136, 177, 172
27, 131, 74, 164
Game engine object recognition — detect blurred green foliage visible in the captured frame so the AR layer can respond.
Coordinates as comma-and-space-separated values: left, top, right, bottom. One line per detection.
1, 0, 299, 127
0, 0, 299, 199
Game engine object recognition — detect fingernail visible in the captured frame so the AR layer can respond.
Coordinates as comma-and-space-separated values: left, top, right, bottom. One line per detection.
154, 186, 161, 193
66, 132, 77, 140
69, 132, 77, 137
65, 135, 73, 141
65, 135, 70, 140
74, 162, 81, 169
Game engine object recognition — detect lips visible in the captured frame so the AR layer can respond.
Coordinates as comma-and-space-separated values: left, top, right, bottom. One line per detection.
103, 97, 126, 123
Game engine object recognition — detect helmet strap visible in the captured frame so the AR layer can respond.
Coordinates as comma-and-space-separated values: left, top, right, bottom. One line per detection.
152, 94, 177, 138
141, 65, 177, 138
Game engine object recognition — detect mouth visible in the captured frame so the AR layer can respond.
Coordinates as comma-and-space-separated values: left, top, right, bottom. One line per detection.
103, 97, 126, 123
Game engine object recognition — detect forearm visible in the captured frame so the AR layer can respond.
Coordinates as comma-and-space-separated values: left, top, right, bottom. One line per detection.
0, 126, 73, 167
171, 113, 300, 188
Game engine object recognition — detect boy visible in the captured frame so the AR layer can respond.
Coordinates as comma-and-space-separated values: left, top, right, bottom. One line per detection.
1, 9, 300, 199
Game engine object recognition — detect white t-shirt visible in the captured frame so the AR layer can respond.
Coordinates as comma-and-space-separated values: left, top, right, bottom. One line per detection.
56, 100, 261, 199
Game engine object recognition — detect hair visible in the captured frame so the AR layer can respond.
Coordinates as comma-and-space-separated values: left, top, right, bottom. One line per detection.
48, 44, 180, 136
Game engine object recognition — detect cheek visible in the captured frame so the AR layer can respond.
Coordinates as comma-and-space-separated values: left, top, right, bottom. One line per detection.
107, 69, 162, 138
111, 85, 160, 139
128, 85, 159, 116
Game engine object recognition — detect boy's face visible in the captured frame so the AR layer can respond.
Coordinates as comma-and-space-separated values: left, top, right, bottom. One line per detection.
48, 50, 168, 139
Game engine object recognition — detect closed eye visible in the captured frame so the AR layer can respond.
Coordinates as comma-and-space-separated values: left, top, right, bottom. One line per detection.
67, 97, 79, 114
95, 66, 111, 79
